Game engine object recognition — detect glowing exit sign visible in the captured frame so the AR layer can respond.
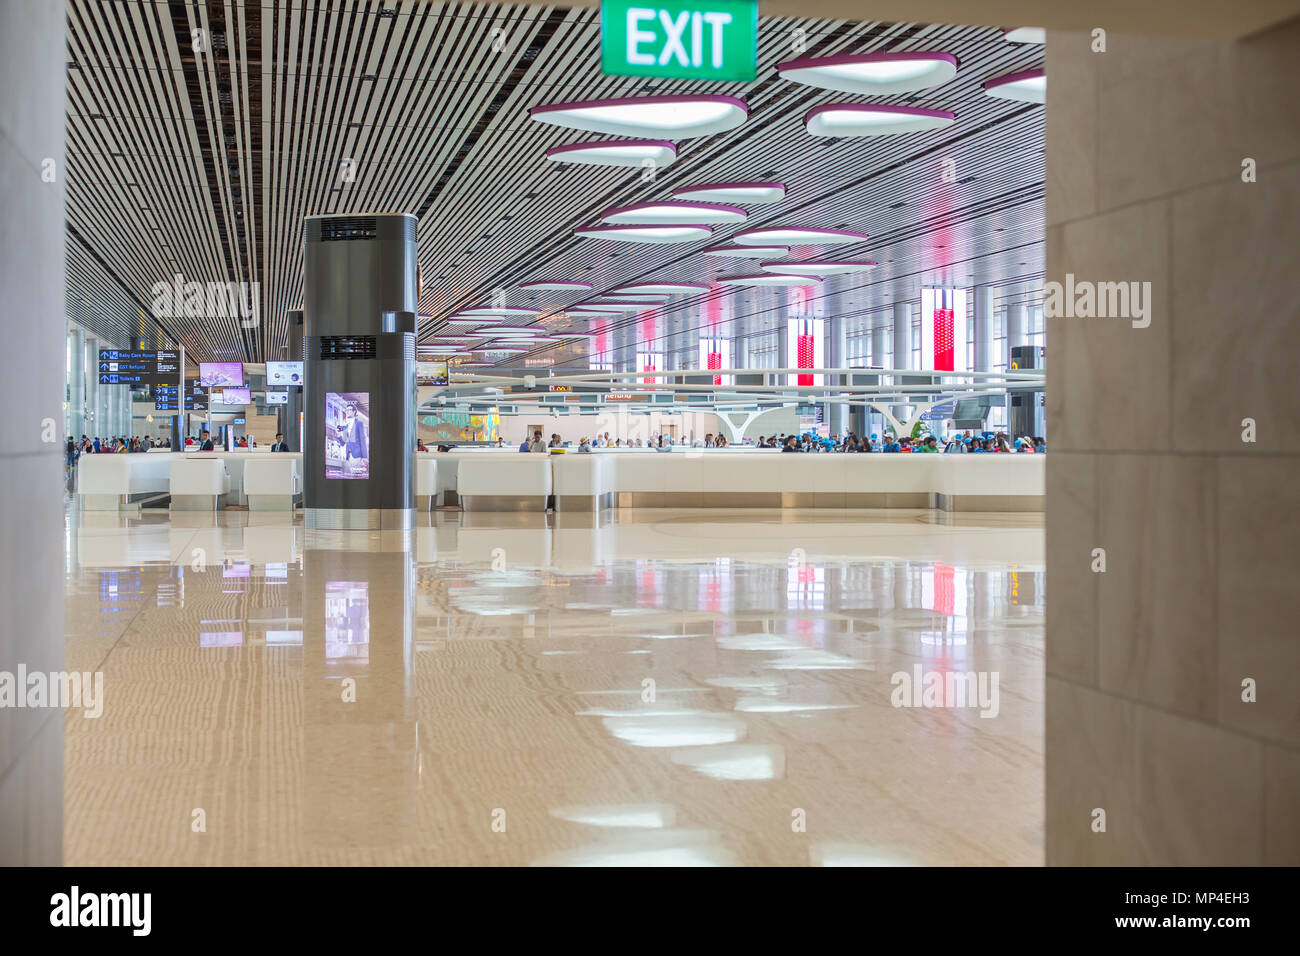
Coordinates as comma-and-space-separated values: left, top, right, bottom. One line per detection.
601, 0, 757, 83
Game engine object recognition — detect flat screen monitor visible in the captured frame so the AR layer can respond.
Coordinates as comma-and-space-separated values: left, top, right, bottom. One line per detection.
325, 392, 369, 480
217, 387, 251, 405
416, 361, 449, 386
266, 360, 304, 386
199, 362, 245, 387
265, 390, 289, 406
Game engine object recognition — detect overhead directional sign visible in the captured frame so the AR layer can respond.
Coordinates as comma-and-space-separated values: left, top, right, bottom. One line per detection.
98, 348, 180, 386
601, 0, 757, 83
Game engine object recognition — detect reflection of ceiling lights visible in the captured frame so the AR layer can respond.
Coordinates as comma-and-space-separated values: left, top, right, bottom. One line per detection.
519, 280, 593, 291
672, 181, 785, 204
475, 346, 531, 353
574, 224, 712, 244
546, 139, 676, 168
529, 95, 747, 138
444, 316, 504, 325
779, 51, 957, 95
717, 273, 823, 287
703, 244, 789, 258
733, 226, 867, 246
806, 104, 955, 137
984, 69, 1046, 104
611, 282, 710, 295
459, 307, 536, 316
564, 310, 625, 318
1004, 27, 1045, 43
760, 259, 877, 275
600, 200, 748, 225
476, 326, 539, 334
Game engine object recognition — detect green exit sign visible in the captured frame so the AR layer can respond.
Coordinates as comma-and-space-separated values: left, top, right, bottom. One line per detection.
601, 0, 758, 83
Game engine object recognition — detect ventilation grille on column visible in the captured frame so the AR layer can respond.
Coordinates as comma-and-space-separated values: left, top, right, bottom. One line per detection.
319, 335, 377, 360
318, 217, 377, 242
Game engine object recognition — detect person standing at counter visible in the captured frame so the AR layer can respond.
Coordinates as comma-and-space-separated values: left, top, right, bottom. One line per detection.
528, 431, 547, 453
271, 432, 290, 452
917, 436, 940, 453
199, 430, 215, 451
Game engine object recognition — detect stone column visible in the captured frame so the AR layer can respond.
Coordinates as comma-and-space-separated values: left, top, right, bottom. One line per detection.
1045, 23, 1300, 865
0, 0, 65, 865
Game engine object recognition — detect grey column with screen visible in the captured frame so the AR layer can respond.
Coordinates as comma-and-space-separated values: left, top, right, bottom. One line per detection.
302, 214, 418, 530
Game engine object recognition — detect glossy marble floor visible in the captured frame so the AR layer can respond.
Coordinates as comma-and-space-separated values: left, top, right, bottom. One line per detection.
63, 505, 1045, 866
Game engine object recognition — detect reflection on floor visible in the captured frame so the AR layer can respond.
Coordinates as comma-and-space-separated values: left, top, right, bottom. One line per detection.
65, 507, 1045, 866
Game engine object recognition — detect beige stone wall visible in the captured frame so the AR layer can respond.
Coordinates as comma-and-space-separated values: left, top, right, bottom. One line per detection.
1045, 23, 1300, 864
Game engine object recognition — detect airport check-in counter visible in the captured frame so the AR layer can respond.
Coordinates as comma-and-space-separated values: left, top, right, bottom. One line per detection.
76, 453, 172, 509
244, 455, 302, 511
169, 455, 233, 511
457, 453, 552, 512
76, 450, 304, 511
417, 449, 1045, 512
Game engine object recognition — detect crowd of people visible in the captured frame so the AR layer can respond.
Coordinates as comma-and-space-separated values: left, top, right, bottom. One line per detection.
511, 428, 1044, 454
66, 433, 170, 463
756, 431, 1045, 454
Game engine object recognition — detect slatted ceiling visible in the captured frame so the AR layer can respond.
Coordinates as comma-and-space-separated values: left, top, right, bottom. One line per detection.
420, 15, 1043, 328
65, 2, 1043, 371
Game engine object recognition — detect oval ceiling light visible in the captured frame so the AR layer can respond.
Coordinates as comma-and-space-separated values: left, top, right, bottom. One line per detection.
574, 299, 662, 311
475, 346, 531, 354
1004, 27, 1045, 43
806, 104, 955, 137
529, 95, 747, 138
759, 259, 878, 275
518, 280, 594, 292
600, 200, 748, 226
984, 68, 1046, 105
477, 325, 541, 334
672, 181, 786, 204
574, 224, 713, 244
546, 139, 676, 169
717, 273, 824, 287
563, 309, 626, 318
732, 226, 867, 246
443, 316, 504, 325
778, 51, 957, 95
703, 244, 789, 258
458, 307, 537, 316
610, 282, 711, 295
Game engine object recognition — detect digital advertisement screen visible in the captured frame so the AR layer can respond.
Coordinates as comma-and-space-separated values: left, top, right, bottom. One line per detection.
265, 390, 288, 405
216, 386, 251, 405
325, 392, 369, 480
199, 361, 245, 387
416, 361, 449, 386
266, 360, 304, 386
